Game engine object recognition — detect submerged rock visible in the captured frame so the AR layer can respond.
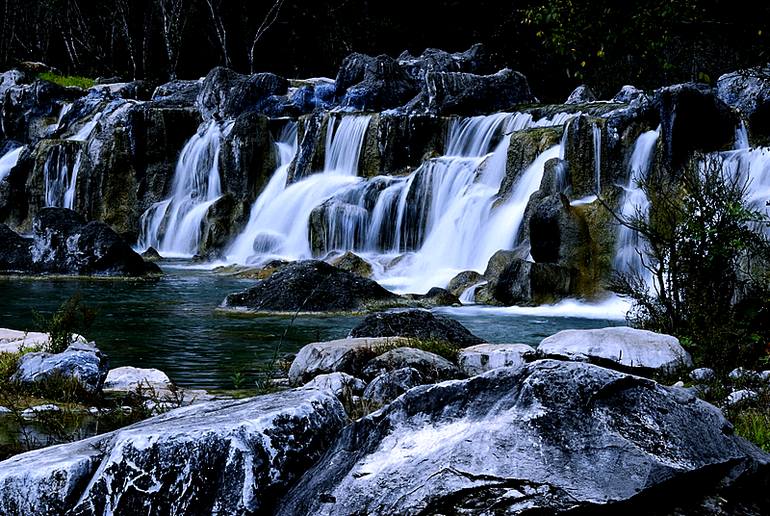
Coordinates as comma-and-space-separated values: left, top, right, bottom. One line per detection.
221, 260, 402, 313
277, 360, 770, 515
538, 326, 693, 374
11, 341, 108, 394
349, 309, 484, 347
0, 389, 347, 515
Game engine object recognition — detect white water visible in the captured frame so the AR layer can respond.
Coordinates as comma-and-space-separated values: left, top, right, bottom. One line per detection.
0, 146, 23, 183
43, 146, 82, 209
735, 120, 750, 150
137, 121, 230, 256
614, 127, 660, 278
438, 293, 632, 320
719, 146, 770, 225
459, 281, 486, 304
593, 123, 602, 194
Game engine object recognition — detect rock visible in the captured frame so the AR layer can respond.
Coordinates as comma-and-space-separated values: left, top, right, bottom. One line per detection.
690, 367, 716, 382
11, 341, 109, 394
397, 44, 495, 81
19, 208, 162, 276
538, 327, 693, 374
0, 328, 86, 353
716, 67, 770, 139
0, 389, 347, 515
0, 406, 10, 416
760, 370, 770, 383
141, 247, 162, 262
222, 260, 402, 313
151, 79, 203, 108
458, 343, 536, 376
565, 84, 596, 104
103, 366, 172, 393
727, 389, 759, 406
335, 53, 418, 112
1, 78, 84, 143
612, 85, 644, 103
198, 67, 289, 122
362, 367, 424, 407
302, 372, 367, 401
278, 360, 770, 515
403, 287, 461, 307
329, 251, 373, 278
672, 380, 685, 388
420, 68, 536, 116
481, 249, 574, 305
728, 367, 761, 382
349, 309, 484, 347
20, 404, 61, 419
447, 270, 483, 297
362, 347, 461, 382
289, 337, 410, 385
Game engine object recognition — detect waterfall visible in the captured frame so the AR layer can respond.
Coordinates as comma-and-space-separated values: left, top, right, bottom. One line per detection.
224, 115, 371, 263
735, 120, 750, 150
593, 123, 602, 194
614, 127, 660, 277
0, 146, 23, 183
43, 145, 82, 210
137, 121, 229, 256
720, 146, 770, 225
459, 281, 486, 304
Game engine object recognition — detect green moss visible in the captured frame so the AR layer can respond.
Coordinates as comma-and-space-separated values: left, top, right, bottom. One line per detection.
37, 72, 95, 89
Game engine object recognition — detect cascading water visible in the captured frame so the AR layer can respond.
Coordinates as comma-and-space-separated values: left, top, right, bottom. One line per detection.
720, 146, 770, 229
224, 115, 372, 263
735, 120, 750, 150
138, 121, 230, 256
593, 123, 602, 194
43, 145, 82, 209
614, 127, 660, 278
0, 146, 23, 183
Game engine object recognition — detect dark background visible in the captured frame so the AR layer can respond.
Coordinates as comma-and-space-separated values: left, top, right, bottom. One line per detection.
1, 0, 768, 101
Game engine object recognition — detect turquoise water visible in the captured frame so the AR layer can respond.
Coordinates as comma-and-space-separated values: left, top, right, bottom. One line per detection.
0, 263, 623, 390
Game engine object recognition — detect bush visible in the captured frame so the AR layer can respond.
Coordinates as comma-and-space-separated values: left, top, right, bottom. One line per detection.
612, 155, 770, 373
33, 293, 97, 354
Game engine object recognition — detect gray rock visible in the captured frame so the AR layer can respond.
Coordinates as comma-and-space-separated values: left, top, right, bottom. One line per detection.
349, 309, 483, 347
362, 367, 424, 406
458, 343, 535, 376
0, 406, 11, 416
612, 85, 644, 103
0, 389, 347, 515
328, 251, 373, 278
402, 287, 460, 307
0, 328, 86, 353
103, 366, 172, 393
716, 67, 770, 118
538, 327, 693, 373
288, 337, 410, 385
277, 360, 769, 515
729, 367, 761, 382
362, 347, 460, 382
20, 404, 61, 419
690, 367, 716, 382
11, 341, 108, 394
197, 67, 289, 122
565, 84, 596, 104
447, 270, 484, 297
727, 389, 759, 406
302, 372, 367, 403
760, 370, 770, 383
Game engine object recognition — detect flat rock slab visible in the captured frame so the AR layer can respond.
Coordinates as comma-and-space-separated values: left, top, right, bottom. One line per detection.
289, 337, 410, 385
0, 388, 347, 515
537, 326, 692, 373
458, 343, 536, 376
277, 360, 769, 515
103, 366, 172, 393
0, 328, 86, 353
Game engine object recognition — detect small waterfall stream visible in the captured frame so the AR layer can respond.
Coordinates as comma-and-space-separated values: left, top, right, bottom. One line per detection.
138, 121, 230, 256
0, 146, 23, 183
593, 123, 602, 194
43, 146, 82, 209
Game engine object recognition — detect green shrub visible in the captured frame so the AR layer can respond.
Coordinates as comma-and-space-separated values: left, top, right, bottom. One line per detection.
33, 293, 97, 354
37, 72, 95, 89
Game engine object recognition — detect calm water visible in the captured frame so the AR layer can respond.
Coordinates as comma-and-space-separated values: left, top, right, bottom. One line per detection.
0, 263, 623, 390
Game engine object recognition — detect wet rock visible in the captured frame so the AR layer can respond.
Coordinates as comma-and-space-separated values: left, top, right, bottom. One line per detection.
1, 78, 84, 143
198, 67, 289, 122
151, 80, 203, 108
538, 327, 693, 374
288, 337, 410, 385
335, 53, 418, 112
12, 341, 108, 394
565, 84, 596, 104
0, 389, 347, 515
278, 360, 770, 515
141, 247, 162, 262
349, 309, 483, 347
481, 249, 574, 305
447, 270, 483, 297
458, 343, 535, 376
403, 287, 461, 307
612, 85, 644, 104
362, 347, 461, 382
717, 67, 770, 139
0, 224, 33, 272
362, 367, 424, 406
397, 44, 495, 81
221, 260, 401, 313
690, 367, 716, 382
329, 251, 373, 278
103, 366, 172, 393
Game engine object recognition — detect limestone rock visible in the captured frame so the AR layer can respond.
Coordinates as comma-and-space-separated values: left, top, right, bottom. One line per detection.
362, 347, 461, 382
362, 367, 425, 406
11, 341, 108, 394
458, 343, 535, 376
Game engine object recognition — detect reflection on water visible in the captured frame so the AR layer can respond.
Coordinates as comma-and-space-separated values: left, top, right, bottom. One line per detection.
0, 264, 623, 390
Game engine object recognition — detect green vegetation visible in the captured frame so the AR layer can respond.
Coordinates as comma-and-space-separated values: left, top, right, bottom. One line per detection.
732, 408, 770, 452
372, 337, 460, 363
33, 293, 97, 354
37, 72, 95, 90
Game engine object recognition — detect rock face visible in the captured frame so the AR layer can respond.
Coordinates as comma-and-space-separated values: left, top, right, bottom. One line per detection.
197, 67, 289, 122
335, 54, 418, 112
458, 343, 536, 376
420, 68, 535, 115
277, 360, 770, 515
222, 260, 401, 313
538, 327, 693, 373
0, 208, 160, 276
348, 309, 484, 347
361, 347, 461, 382
0, 388, 347, 515
11, 341, 108, 394
288, 337, 409, 385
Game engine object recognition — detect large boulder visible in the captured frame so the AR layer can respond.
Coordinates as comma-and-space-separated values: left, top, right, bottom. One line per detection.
361, 347, 461, 382
11, 341, 108, 395
335, 53, 418, 112
396, 44, 495, 81
479, 250, 574, 305
0, 389, 347, 515
1, 78, 83, 143
538, 327, 693, 374
197, 67, 289, 122
289, 337, 410, 385
349, 309, 484, 347
565, 84, 597, 104
150, 79, 202, 108
102, 366, 172, 393
447, 270, 483, 297
458, 343, 536, 376
222, 260, 402, 314
277, 360, 770, 515
717, 67, 770, 141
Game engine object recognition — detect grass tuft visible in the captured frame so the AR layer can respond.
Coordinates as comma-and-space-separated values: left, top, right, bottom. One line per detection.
37, 72, 95, 89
